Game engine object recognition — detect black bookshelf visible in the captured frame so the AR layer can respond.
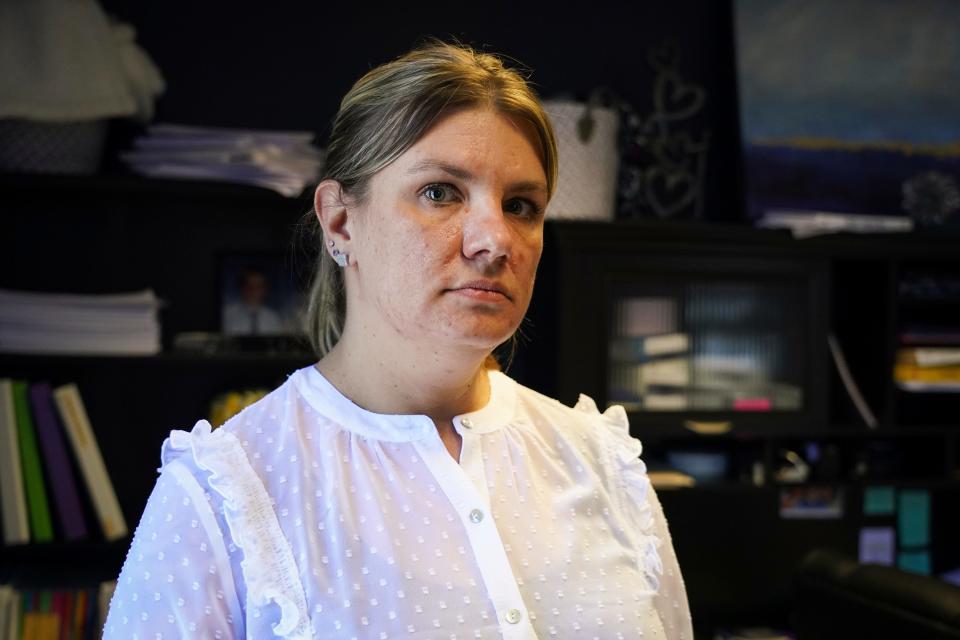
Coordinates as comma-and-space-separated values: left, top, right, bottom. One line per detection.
2, 174, 317, 588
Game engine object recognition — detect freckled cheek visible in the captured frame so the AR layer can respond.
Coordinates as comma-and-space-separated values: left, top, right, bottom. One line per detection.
376, 225, 427, 272
512, 244, 542, 278
381, 251, 439, 315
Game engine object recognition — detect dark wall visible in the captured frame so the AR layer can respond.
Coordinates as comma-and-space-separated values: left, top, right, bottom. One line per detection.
100, 0, 745, 221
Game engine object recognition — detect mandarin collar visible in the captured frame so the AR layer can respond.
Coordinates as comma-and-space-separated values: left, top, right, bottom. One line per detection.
292, 365, 517, 442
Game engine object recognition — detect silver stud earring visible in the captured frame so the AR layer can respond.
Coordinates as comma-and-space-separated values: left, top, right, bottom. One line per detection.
331, 247, 349, 268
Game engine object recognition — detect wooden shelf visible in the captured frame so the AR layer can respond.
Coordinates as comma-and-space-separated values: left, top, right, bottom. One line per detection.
0, 537, 130, 587
546, 218, 960, 259
0, 350, 316, 368
0, 171, 311, 206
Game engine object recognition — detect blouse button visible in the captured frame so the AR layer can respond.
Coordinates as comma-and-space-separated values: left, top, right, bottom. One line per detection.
461, 418, 474, 429
469, 509, 484, 524
505, 608, 523, 624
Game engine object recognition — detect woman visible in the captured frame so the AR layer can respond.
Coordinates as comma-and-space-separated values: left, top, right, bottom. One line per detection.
105, 41, 692, 639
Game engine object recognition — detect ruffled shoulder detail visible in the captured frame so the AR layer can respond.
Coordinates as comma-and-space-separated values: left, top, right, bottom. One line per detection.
162, 420, 313, 639
576, 396, 663, 593
573, 393, 600, 414
574, 394, 629, 432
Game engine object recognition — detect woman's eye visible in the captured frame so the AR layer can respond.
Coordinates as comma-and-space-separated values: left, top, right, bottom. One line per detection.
505, 198, 542, 218
422, 184, 453, 203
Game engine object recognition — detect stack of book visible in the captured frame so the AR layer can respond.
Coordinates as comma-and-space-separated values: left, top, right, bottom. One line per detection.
608, 331, 692, 411
122, 123, 324, 197
0, 289, 161, 356
607, 297, 692, 411
897, 272, 960, 392
0, 379, 127, 546
894, 346, 960, 392
0, 582, 114, 640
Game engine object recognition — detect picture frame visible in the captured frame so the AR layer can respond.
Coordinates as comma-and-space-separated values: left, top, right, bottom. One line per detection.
734, 0, 960, 228
217, 251, 306, 350
779, 485, 844, 520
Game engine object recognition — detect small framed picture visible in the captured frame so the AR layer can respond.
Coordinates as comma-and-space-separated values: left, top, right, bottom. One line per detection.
218, 252, 304, 340
779, 485, 844, 520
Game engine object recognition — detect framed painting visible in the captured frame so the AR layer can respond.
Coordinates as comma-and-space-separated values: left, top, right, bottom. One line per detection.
735, 0, 960, 229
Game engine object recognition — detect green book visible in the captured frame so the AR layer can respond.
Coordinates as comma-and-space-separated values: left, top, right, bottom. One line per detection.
12, 381, 53, 542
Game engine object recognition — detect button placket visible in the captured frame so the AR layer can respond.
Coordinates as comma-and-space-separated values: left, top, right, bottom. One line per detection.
412, 435, 534, 640
457, 416, 491, 508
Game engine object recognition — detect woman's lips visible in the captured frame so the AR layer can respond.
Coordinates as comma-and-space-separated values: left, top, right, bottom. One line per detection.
448, 280, 512, 302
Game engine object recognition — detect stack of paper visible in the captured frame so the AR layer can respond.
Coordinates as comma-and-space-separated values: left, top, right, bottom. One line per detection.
122, 124, 323, 197
0, 289, 161, 356
757, 209, 913, 239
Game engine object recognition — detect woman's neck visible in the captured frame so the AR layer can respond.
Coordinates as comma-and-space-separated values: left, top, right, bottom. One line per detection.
315, 327, 492, 425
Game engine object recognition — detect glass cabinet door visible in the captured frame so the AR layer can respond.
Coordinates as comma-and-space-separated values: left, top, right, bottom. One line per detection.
537, 221, 830, 435
606, 275, 811, 419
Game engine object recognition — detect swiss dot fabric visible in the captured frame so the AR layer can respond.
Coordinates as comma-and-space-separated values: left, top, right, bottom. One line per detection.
105, 366, 692, 639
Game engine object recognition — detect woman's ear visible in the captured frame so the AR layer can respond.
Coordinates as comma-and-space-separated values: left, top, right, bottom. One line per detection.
314, 179, 352, 257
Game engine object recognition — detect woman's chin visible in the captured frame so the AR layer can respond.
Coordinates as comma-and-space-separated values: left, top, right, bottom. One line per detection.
432, 322, 518, 355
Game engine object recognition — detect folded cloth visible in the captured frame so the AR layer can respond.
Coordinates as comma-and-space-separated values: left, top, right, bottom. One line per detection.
0, 0, 164, 122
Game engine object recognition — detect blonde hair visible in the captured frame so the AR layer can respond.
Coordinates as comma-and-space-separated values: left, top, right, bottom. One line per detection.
303, 39, 558, 359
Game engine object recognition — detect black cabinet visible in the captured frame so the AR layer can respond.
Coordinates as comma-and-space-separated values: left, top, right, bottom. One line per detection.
516, 219, 960, 632
523, 219, 960, 441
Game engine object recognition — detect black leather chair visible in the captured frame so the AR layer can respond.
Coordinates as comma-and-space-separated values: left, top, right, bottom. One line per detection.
793, 548, 960, 640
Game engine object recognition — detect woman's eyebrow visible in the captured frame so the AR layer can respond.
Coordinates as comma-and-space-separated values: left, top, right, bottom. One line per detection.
406, 159, 547, 194
510, 181, 548, 195
406, 159, 472, 180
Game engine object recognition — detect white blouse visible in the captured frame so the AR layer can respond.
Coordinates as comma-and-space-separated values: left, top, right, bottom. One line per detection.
104, 365, 692, 639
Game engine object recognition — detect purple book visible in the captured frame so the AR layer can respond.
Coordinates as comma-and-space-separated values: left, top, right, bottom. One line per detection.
29, 382, 88, 541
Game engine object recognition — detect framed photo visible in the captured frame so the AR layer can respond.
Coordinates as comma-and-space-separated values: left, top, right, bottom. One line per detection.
218, 252, 304, 340
779, 485, 844, 520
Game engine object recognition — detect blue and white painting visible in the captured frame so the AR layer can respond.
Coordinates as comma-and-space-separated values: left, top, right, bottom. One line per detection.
735, 0, 960, 225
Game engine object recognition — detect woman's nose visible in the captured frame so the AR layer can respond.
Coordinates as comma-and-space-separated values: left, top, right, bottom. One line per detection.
461, 197, 511, 265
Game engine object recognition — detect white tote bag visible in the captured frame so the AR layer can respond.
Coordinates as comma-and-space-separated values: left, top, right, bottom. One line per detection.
543, 99, 620, 221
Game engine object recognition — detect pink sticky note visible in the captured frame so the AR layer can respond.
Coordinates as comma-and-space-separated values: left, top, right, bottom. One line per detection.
733, 398, 772, 411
